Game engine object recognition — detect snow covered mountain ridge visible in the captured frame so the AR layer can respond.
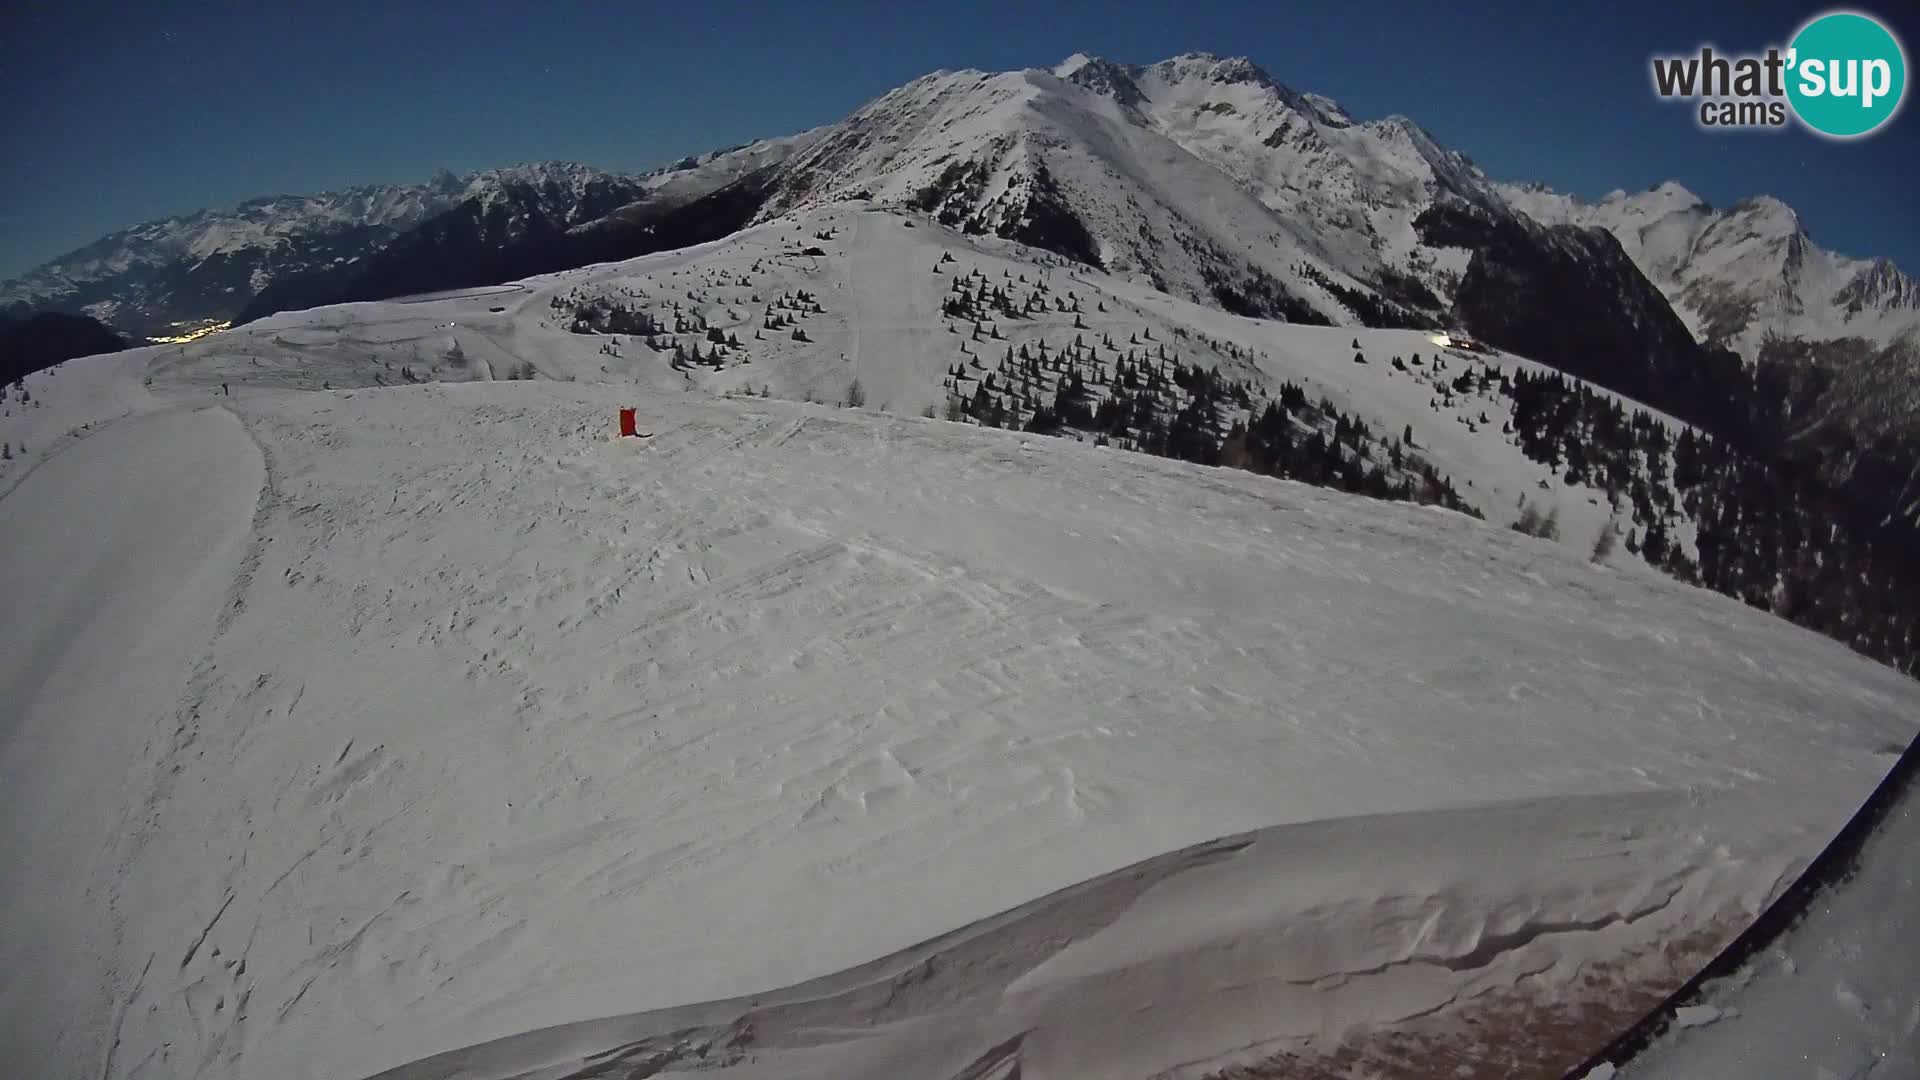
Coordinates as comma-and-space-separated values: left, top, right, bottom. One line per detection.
0, 162, 586, 337
0, 155, 792, 340
755, 51, 1502, 327
743, 50, 1913, 426
734, 50, 1920, 503
1498, 178, 1920, 359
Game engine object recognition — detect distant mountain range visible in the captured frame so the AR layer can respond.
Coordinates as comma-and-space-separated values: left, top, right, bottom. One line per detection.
2, 172, 470, 339
1501, 181, 1920, 358
0, 140, 820, 341
231, 138, 822, 327
1501, 180, 1920, 461
5, 52, 1916, 473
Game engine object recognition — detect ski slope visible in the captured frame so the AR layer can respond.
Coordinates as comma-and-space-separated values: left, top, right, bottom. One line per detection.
0, 405, 264, 1074
3, 359, 1918, 1078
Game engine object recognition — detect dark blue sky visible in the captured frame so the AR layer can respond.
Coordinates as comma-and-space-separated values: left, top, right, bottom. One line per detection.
3, 0, 1914, 280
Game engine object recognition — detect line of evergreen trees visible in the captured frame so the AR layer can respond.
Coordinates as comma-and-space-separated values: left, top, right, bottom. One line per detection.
1293, 261, 1437, 331
945, 327, 1475, 517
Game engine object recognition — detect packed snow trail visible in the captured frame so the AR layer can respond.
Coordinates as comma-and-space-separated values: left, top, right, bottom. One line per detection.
841, 208, 949, 414
3, 380, 1897, 1080
0, 405, 263, 1079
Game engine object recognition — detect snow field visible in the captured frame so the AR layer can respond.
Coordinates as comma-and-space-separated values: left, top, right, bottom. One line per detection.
4, 374, 1914, 1078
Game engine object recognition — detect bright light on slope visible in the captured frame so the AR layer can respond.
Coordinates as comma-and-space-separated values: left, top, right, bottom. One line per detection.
148, 320, 231, 344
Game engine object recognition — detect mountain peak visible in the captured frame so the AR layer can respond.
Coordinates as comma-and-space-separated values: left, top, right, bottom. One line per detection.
469, 161, 612, 187
1648, 179, 1700, 202
1133, 51, 1327, 124
1730, 194, 1799, 222
1051, 52, 1105, 78
1370, 114, 1448, 157
1596, 180, 1710, 215
460, 163, 629, 214
1835, 256, 1920, 313
1299, 92, 1354, 127
1055, 53, 1147, 107
1152, 52, 1283, 90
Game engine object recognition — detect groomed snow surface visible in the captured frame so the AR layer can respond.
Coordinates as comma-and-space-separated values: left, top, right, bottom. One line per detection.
3, 210, 1918, 1079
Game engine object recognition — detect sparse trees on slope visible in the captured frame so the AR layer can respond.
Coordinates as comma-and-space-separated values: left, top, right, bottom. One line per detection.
1511, 499, 1561, 540
1591, 519, 1620, 563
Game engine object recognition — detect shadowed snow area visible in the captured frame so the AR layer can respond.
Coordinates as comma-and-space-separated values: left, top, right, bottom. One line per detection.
0, 406, 264, 1073
2, 376, 1914, 1080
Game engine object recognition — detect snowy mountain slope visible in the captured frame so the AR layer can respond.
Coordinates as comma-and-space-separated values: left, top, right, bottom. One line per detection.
231, 141, 816, 327
0, 404, 263, 1077
3, 357, 1916, 1080
269, 165, 657, 307
1499, 180, 1920, 362
605, 127, 827, 213
1075, 54, 1502, 283
755, 56, 1471, 327
700, 50, 1920, 502
29, 200, 1920, 674
456, 162, 644, 225
698, 50, 1840, 488
90, 204, 1696, 560
1500, 180, 1920, 527
21, 51, 1915, 455
750, 49, 1751, 371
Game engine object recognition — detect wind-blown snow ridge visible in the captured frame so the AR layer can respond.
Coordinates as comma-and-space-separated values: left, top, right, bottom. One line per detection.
1610, 739, 1920, 1079
362, 787, 1831, 1080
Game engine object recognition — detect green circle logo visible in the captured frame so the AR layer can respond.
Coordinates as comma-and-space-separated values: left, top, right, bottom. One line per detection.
1787, 11, 1907, 138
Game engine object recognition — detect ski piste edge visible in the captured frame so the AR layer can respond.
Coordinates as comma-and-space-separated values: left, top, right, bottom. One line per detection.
1561, 731, 1920, 1078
